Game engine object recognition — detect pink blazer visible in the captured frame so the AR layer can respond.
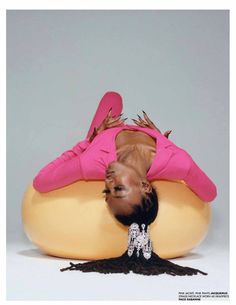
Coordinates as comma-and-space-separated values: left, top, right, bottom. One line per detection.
33, 124, 217, 202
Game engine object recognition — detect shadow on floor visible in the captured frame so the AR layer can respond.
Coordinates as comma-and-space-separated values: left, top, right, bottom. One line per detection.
17, 248, 78, 261
17, 248, 203, 261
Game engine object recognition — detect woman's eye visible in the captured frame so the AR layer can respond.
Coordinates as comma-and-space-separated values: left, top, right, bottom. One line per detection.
102, 186, 125, 194
102, 189, 110, 194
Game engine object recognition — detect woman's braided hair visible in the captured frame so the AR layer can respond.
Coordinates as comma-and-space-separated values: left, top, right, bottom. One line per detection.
60, 186, 207, 276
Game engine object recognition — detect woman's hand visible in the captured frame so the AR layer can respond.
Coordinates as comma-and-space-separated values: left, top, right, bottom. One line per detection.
89, 108, 127, 142
132, 110, 172, 139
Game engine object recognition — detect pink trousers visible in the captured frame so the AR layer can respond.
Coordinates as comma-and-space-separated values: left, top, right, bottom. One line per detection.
85, 91, 123, 139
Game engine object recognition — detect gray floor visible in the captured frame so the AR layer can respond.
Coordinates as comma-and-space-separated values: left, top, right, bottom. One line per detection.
7, 236, 229, 301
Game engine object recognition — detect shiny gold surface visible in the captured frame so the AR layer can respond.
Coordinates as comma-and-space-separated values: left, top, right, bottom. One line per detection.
22, 180, 211, 259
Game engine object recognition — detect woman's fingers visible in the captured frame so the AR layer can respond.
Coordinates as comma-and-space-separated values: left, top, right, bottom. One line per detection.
106, 113, 127, 126
107, 118, 127, 127
136, 113, 151, 128
137, 112, 155, 129
106, 107, 113, 120
137, 114, 148, 125
142, 110, 162, 133
164, 130, 172, 138
142, 110, 154, 126
132, 118, 147, 127
107, 114, 124, 124
95, 110, 126, 135
132, 118, 141, 126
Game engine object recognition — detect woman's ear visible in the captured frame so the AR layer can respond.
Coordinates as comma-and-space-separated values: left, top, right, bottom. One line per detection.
141, 180, 152, 193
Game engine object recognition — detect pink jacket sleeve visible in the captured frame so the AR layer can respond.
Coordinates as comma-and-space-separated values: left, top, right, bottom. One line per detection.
33, 139, 90, 193
184, 158, 217, 202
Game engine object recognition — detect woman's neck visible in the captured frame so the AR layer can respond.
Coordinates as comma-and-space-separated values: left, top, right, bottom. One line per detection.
117, 144, 153, 178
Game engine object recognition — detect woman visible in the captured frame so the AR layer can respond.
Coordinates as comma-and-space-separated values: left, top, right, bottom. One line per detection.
33, 91, 217, 276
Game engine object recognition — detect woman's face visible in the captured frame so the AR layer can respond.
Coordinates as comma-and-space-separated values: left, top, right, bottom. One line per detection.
103, 161, 151, 216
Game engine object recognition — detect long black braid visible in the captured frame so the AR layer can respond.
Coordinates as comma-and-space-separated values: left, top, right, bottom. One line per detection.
60, 186, 207, 276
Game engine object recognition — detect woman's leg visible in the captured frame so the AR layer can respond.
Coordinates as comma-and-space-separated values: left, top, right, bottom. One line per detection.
33, 92, 123, 192
85, 91, 123, 139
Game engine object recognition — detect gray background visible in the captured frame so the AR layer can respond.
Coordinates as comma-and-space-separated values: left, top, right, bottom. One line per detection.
7, 10, 229, 300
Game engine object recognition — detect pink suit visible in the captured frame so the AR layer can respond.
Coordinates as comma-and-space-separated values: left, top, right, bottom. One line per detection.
33, 92, 217, 202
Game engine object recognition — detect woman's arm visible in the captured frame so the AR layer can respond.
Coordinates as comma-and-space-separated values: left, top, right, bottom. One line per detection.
184, 157, 217, 202
33, 138, 91, 193
133, 112, 217, 202
33, 109, 126, 193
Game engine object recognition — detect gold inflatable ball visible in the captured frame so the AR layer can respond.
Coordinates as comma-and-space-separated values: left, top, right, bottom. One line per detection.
22, 180, 211, 260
